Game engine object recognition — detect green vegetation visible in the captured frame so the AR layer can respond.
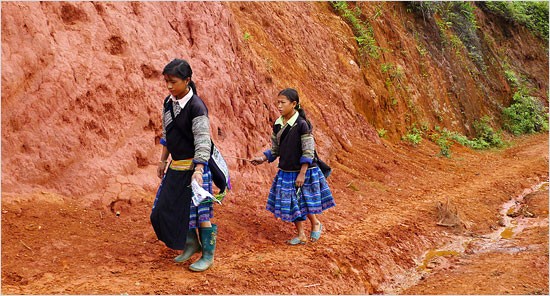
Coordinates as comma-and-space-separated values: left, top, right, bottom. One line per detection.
409, 2, 485, 69
441, 2, 484, 69
479, 1, 549, 41
416, 44, 428, 57
434, 118, 504, 150
430, 117, 508, 156
402, 126, 423, 146
381, 62, 406, 109
243, 32, 251, 42
408, 114, 511, 156
471, 116, 506, 148
331, 1, 381, 60
377, 128, 388, 139
504, 69, 519, 88
380, 63, 392, 74
502, 88, 549, 135
380, 63, 404, 80
432, 131, 452, 158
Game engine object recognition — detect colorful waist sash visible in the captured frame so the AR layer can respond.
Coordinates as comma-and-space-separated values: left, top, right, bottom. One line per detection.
169, 159, 194, 171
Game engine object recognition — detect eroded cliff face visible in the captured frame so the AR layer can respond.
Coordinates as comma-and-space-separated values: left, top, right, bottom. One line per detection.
1, 1, 269, 200
1, 2, 547, 201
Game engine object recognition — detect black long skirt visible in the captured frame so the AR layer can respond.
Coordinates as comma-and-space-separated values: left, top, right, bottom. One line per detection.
150, 168, 192, 250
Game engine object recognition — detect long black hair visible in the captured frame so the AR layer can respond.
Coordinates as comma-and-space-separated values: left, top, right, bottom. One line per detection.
162, 59, 197, 95
278, 88, 312, 129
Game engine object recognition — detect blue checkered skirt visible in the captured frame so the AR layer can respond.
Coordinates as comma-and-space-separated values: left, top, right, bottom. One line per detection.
189, 167, 214, 229
266, 166, 335, 222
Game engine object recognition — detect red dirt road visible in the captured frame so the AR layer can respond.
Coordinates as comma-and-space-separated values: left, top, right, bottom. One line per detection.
1, 134, 548, 294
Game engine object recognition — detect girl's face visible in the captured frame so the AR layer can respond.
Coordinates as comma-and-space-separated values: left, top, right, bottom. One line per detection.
164, 74, 190, 99
277, 95, 297, 118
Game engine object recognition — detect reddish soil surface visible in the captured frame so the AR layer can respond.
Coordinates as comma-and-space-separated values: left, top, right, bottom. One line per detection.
1, 2, 548, 294
2, 133, 547, 294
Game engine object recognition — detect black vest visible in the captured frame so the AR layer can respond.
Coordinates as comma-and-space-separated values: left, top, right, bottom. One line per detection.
164, 95, 208, 160
274, 116, 316, 171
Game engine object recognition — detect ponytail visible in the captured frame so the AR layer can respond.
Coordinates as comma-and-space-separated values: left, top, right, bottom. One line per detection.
188, 79, 198, 96
296, 105, 312, 129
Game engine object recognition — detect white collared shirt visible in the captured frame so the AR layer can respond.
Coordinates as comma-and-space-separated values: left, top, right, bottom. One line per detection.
275, 110, 299, 127
170, 88, 194, 110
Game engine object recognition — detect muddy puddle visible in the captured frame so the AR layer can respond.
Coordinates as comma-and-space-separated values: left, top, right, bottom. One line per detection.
380, 181, 549, 294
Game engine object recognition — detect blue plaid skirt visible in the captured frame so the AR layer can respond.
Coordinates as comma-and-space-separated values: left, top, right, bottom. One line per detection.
267, 166, 335, 222
152, 166, 214, 230
189, 167, 214, 229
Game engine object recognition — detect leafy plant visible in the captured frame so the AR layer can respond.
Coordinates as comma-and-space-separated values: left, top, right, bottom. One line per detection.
243, 32, 251, 42
381, 63, 393, 74
381, 63, 404, 84
479, 1, 549, 41
472, 116, 505, 148
504, 69, 519, 88
436, 136, 452, 158
377, 128, 388, 138
331, 1, 381, 60
402, 126, 423, 146
403, 132, 422, 146
436, 126, 505, 151
416, 44, 428, 57
412, 2, 486, 69
502, 89, 549, 135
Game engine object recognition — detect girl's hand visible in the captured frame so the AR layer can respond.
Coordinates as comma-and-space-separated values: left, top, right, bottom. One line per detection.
157, 161, 167, 179
251, 156, 266, 166
295, 172, 305, 188
192, 171, 203, 187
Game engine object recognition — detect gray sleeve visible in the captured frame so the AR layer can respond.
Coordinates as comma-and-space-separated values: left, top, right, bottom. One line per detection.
300, 133, 315, 162
191, 115, 211, 164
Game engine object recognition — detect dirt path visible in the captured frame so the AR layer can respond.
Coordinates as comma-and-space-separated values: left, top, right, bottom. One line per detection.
1, 134, 548, 294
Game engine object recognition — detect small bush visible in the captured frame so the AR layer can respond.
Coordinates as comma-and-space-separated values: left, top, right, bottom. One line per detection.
377, 128, 388, 139
403, 133, 422, 145
436, 136, 452, 158
243, 32, 251, 41
480, 1, 549, 41
331, 1, 381, 60
441, 126, 504, 150
504, 70, 519, 88
411, 2, 486, 69
402, 126, 423, 146
472, 116, 505, 148
381, 63, 393, 74
502, 89, 549, 135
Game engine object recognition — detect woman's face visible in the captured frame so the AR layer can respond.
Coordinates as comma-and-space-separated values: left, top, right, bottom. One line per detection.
164, 74, 190, 99
277, 95, 297, 118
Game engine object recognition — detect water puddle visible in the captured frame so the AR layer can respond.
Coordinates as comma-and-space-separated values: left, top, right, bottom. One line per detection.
418, 249, 459, 271
382, 181, 549, 294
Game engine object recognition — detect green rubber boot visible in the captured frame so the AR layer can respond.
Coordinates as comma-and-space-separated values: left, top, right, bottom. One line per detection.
174, 229, 201, 263
189, 224, 217, 272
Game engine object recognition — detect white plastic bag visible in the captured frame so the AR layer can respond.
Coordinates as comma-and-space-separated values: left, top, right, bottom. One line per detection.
191, 179, 221, 206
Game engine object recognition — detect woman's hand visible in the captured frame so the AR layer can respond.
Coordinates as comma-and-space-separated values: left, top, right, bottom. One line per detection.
295, 172, 305, 188
157, 161, 167, 179
192, 171, 204, 187
251, 156, 266, 166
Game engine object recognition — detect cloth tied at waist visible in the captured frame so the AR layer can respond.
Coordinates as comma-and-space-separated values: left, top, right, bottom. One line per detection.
169, 159, 194, 171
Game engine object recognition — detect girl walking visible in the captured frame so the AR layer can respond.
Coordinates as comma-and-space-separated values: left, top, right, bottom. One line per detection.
150, 59, 217, 271
252, 88, 335, 245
